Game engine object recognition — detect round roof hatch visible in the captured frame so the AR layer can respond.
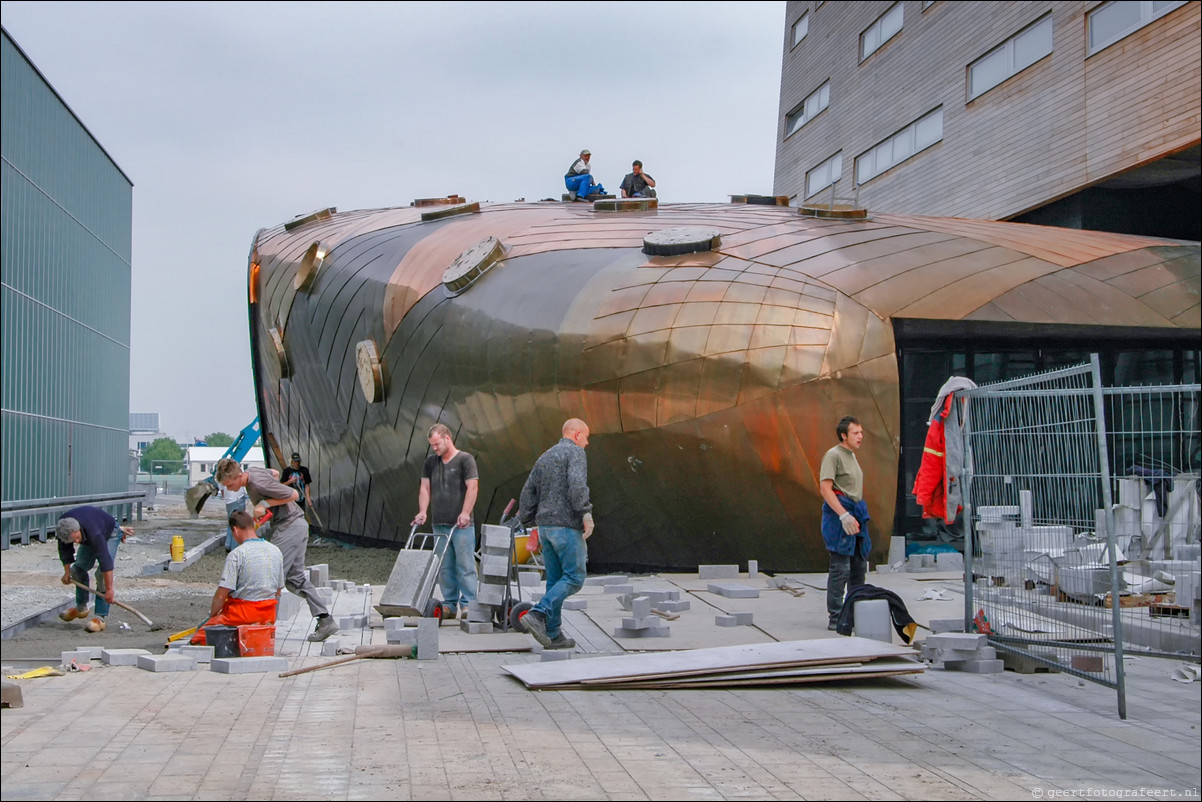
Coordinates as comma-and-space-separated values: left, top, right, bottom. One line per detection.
643, 226, 722, 256
443, 237, 506, 295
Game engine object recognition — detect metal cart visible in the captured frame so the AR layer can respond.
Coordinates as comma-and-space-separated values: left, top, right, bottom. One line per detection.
374, 524, 454, 619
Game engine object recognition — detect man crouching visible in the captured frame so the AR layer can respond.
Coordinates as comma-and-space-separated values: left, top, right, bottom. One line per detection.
191, 509, 283, 644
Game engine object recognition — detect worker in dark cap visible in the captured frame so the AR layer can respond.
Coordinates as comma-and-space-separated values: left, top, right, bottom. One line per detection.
564, 149, 608, 201
281, 452, 313, 510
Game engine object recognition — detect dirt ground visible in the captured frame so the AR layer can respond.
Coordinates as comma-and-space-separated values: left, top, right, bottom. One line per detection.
0, 499, 398, 662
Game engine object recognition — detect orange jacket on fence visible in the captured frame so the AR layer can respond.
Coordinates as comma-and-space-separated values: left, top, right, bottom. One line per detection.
912, 393, 953, 522
190, 598, 278, 645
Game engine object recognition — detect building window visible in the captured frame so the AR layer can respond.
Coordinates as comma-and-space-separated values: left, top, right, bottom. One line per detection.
806, 152, 843, 198
861, 2, 903, 61
1088, 1, 1185, 54
791, 13, 809, 48
855, 107, 943, 184
784, 81, 830, 138
200, 463, 207, 473
968, 14, 1053, 100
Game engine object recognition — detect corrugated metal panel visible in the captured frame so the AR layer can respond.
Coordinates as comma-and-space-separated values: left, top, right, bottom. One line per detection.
1, 30, 132, 504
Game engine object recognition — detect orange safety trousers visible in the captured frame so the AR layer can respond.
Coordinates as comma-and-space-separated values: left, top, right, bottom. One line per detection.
190, 598, 278, 644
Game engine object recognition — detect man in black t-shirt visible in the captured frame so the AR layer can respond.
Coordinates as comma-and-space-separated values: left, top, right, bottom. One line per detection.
281, 452, 313, 509
413, 424, 479, 618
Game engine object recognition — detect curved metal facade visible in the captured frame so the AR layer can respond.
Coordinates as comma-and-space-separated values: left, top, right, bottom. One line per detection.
248, 201, 1199, 571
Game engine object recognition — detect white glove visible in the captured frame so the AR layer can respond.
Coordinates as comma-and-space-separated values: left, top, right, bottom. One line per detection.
839, 512, 860, 535
582, 513, 595, 539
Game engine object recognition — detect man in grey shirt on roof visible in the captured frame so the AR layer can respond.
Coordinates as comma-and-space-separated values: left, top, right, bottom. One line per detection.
518, 418, 594, 650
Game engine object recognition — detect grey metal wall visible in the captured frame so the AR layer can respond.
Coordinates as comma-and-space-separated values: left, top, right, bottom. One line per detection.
1, 29, 133, 502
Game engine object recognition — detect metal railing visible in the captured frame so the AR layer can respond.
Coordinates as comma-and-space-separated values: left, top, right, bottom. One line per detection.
1, 490, 150, 550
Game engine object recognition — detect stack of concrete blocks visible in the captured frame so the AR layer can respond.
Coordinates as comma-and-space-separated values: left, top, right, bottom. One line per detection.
906, 554, 938, 573
975, 505, 1024, 585
462, 601, 494, 634
308, 563, 330, 588
935, 552, 965, 572
60, 645, 103, 669
383, 616, 439, 659
614, 595, 670, 638
919, 632, 1003, 673
476, 526, 511, 613
716, 612, 754, 627
616, 590, 688, 613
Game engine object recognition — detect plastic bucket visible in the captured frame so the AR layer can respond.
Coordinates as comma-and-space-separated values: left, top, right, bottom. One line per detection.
237, 624, 276, 656
204, 625, 239, 658
513, 534, 532, 565
170, 535, 185, 562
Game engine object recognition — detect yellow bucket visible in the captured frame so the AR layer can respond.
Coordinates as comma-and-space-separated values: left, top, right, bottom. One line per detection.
513, 534, 532, 565
170, 535, 185, 562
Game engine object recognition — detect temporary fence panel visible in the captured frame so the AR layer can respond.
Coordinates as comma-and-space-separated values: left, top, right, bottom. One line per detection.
959, 355, 1200, 719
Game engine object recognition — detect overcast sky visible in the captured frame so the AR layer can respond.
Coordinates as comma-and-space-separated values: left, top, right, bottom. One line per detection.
2, 0, 786, 442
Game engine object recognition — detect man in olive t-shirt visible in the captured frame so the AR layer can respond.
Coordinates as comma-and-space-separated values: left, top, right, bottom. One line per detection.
818, 416, 871, 631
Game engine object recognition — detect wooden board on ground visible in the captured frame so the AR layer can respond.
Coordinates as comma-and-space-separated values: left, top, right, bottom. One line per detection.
501, 636, 918, 688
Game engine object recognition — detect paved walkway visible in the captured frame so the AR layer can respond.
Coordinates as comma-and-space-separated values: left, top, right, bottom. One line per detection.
2, 570, 1199, 801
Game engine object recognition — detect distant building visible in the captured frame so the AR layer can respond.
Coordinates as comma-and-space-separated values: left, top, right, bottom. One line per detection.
773, 1, 1200, 239
129, 412, 164, 454
185, 446, 265, 487
1, 28, 133, 503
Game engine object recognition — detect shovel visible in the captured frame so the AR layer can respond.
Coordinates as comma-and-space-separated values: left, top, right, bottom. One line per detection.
68, 579, 162, 631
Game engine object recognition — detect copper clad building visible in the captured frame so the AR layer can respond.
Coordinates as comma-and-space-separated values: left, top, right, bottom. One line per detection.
248, 202, 1199, 570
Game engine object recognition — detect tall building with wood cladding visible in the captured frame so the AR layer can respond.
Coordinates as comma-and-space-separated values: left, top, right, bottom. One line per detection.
772, 2, 1199, 540
1, 28, 133, 508
774, 1, 1200, 240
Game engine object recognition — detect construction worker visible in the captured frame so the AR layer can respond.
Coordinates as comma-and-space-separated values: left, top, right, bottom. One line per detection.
191, 509, 284, 644
819, 415, 872, 631
215, 457, 338, 642
413, 424, 479, 619
518, 418, 594, 650
56, 506, 134, 633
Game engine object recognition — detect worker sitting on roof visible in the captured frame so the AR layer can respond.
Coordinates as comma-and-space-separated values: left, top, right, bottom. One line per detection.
564, 149, 607, 201
191, 509, 283, 644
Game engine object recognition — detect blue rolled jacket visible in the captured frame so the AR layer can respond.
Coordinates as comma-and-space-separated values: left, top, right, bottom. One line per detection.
820, 494, 871, 557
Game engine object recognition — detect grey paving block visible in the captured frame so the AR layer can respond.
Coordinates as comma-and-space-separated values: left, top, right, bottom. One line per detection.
658, 599, 690, 612
137, 654, 198, 672
620, 616, 663, 630
102, 648, 152, 666
943, 659, 1004, 673
747, 559, 759, 578
699, 564, 739, 579
311, 563, 329, 587
178, 645, 215, 663
481, 556, 508, 577
1, 680, 22, 709
926, 632, 986, 649
613, 626, 671, 638
466, 606, 493, 623
71, 646, 104, 660
338, 614, 368, 630
517, 571, 542, 587
314, 586, 334, 604
935, 552, 965, 572
477, 584, 505, 605
211, 656, 289, 674
602, 584, 635, 594
321, 639, 339, 656
562, 598, 588, 611
416, 618, 439, 660
928, 617, 966, 633
584, 575, 629, 586
61, 650, 93, 666
460, 621, 494, 634
540, 649, 574, 661
386, 628, 418, 647
631, 596, 651, 618
707, 583, 760, 598
715, 612, 754, 626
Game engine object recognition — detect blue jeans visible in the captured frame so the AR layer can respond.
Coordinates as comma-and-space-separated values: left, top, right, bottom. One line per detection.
434, 524, 477, 608
565, 174, 600, 197
533, 526, 587, 638
71, 534, 121, 617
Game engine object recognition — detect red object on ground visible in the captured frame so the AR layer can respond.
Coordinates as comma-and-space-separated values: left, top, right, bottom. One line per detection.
190, 598, 279, 644
237, 624, 276, 656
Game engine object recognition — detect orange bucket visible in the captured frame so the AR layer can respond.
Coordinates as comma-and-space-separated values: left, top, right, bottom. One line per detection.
237, 624, 276, 656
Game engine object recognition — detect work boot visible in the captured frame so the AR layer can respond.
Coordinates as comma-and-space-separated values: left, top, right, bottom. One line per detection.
520, 610, 553, 648
827, 620, 838, 632
85, 617, 106, 633
458, 604, 468, 621
59, 607, 90, 623
548, 633, 576, 650
308, 615, 339, 642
